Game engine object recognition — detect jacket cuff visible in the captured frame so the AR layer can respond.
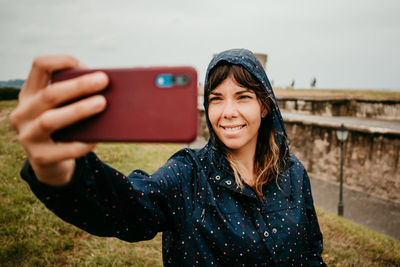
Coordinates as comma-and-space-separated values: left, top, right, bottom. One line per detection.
20, 157, 85, 192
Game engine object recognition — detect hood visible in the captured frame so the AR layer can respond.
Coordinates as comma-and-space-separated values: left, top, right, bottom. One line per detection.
203, 48, 289, 155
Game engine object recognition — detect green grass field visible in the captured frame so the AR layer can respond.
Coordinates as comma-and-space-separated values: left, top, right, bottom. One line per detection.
1, 100, 400, 266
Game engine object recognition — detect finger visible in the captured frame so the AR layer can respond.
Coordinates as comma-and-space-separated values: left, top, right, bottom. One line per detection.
77, 61, 89, 69
23, 55, 80, 95
31, 95, 107, 137
38, 71, 108, 110
11, 71, 108, 133
29, 142, 97, 166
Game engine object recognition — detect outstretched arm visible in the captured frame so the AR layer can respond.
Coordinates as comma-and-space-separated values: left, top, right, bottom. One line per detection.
13, 55, 192, 242
21, 151, 192, 242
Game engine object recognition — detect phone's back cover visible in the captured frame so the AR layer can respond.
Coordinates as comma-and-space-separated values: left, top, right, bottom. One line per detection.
51, 67, 198, 143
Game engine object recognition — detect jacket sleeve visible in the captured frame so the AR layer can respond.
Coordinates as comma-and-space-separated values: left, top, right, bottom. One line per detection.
302, 170, 327, 266
20, 151, 192, 242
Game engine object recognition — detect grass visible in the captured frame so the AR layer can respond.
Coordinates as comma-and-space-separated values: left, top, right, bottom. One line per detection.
1, 100, 400, 266
317, 207, 400, 266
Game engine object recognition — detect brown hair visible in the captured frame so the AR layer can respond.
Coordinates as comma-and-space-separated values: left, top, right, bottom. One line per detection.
205, 62, 282, 198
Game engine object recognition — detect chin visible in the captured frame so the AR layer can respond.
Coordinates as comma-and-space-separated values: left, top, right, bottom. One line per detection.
220, 140, 245, 151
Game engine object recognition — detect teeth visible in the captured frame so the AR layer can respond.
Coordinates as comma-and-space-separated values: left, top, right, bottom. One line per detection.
223, 125, 244, 132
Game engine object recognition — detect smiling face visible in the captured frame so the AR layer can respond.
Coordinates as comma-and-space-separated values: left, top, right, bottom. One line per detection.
208, 75, 265, 155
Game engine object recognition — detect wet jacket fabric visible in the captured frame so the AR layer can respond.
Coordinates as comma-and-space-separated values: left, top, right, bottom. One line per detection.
21, 49, 326, 266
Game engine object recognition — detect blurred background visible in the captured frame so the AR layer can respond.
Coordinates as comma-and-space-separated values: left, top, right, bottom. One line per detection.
1, 0, 400, 266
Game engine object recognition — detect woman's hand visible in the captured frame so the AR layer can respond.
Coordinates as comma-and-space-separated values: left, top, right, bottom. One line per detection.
10, 55, 108, 186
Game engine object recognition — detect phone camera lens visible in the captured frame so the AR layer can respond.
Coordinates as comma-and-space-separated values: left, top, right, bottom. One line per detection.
172, 75, 189, 86
157, 77, 165, 85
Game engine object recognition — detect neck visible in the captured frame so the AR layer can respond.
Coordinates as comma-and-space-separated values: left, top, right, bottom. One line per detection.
230, 146, 257, 186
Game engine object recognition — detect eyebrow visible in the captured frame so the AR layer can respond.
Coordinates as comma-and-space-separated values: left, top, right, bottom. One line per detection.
235, 90, 252, 95
209, 91, 222, 96
209, 89, 253, 96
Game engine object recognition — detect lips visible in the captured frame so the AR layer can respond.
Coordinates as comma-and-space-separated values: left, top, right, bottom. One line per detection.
220, 124, 246, 132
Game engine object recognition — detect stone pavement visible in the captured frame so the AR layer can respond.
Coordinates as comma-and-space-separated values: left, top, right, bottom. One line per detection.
310, 176, 400, 240
282, 112, 400, 135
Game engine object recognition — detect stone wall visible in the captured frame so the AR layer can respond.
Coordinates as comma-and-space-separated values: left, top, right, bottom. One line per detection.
285, 122, 400, 204
278, 98, 400, 120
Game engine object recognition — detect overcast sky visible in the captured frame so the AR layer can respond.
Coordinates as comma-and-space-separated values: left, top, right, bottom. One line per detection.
1, 0, 399, 90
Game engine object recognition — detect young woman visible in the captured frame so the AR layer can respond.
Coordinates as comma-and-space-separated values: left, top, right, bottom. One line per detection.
11, 49, 326, 266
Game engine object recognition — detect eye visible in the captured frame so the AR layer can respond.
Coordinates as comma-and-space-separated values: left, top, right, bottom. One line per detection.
238, 95, 252, 100
209, 96, 221, 102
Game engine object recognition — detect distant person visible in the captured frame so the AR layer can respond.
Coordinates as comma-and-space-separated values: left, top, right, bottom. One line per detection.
10, 49, 326, 266
311, 77, 317, 88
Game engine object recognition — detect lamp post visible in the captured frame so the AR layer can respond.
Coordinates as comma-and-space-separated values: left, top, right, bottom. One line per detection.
336, 124, 349, 216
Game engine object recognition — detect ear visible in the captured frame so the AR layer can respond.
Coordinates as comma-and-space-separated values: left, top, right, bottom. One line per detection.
261, 108, 268, 118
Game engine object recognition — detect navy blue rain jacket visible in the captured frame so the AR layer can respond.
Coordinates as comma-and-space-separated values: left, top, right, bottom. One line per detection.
21, 49, 326, 266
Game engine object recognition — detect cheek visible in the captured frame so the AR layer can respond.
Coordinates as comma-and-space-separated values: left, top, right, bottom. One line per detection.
207, 106, 219, 126
242, 106, 262, 124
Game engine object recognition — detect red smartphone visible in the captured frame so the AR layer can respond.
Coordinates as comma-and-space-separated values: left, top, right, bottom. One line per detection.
51, 66, 198, 142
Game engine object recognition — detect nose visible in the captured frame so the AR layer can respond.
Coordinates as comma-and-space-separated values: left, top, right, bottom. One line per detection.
222, 99, 238, 119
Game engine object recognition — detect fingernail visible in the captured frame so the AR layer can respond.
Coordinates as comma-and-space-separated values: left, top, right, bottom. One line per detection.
91, 72, 108, 86
91, 95, 106, 109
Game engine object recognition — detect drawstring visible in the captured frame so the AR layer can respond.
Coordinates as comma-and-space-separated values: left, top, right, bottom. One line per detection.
201, 208, 206, 222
